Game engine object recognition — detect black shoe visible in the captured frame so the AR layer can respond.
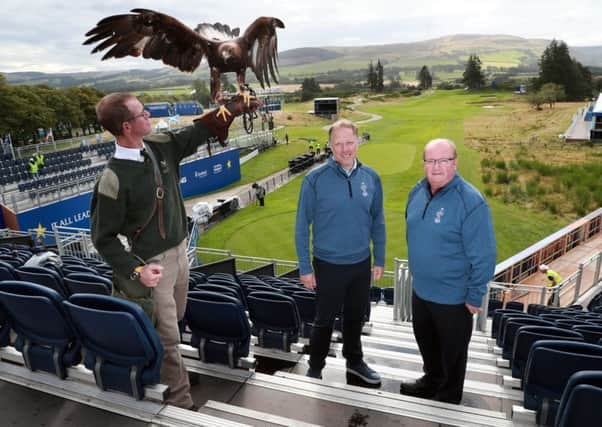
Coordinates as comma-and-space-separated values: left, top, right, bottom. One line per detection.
346, 360, 381, 388
188, 404, 200, 411
433, 394, 462, 405
399, 376, 438, 398
306, 367, 322, 379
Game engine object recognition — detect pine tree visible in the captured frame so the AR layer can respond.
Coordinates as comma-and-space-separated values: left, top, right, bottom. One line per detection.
367, 61, 376, 90
418, 65, 433, 89
376, 60, 384, 92
300, 77, 321, 101
462, 54, 486, 89
537, 40, 592, 100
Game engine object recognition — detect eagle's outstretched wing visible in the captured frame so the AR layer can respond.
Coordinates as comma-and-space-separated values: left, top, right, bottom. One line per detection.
83, 8, 207, 72
243, 17, 285, 88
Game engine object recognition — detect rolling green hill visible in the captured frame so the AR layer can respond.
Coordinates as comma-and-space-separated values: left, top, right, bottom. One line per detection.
4, 34, 601, 90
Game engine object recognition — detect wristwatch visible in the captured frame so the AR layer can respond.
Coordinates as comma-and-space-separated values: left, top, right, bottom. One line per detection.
130, 265, 144, 281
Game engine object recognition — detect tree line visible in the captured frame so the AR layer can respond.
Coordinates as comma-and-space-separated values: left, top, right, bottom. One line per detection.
0, 74, 104, 146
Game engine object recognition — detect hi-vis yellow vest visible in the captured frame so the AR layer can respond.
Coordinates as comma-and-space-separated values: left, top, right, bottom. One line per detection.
546, 269, 562, 287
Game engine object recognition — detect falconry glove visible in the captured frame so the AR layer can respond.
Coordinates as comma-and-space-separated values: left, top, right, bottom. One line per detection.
194, 95, 263, 146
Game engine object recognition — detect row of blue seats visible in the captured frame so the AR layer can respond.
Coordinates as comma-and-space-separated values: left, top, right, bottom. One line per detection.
0, 257, 112, 297
491, 307, 602, 425
0, 281, 161, 400
18, 163, 102, 193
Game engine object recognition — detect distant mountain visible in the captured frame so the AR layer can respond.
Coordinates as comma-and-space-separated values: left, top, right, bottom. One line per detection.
4, 34, 601, 90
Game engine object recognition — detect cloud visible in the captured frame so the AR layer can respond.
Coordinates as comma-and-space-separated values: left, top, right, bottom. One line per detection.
0, 0, 600, 73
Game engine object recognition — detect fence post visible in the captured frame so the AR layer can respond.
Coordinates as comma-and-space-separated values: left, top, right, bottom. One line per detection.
540, 285, 548, 305
572, 263, 584, 304
476, 287, 489, 332
393, 258, 403, 321
594, 251, 602, 287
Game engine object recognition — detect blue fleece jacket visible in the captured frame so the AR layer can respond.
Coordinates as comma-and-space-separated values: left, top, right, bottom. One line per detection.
405, 173, 496, 307
295, 156, 386, 275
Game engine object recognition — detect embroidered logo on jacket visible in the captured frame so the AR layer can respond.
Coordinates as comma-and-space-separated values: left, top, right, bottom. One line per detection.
434, 207, 445, 223
360, 181, 368, 197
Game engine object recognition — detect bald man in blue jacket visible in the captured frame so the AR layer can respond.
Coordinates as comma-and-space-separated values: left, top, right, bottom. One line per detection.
401, 138, 496, 404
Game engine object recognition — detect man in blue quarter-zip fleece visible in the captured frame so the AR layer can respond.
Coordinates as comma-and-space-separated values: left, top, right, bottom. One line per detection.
295, 119, 386, 387
401, 138, 496, 404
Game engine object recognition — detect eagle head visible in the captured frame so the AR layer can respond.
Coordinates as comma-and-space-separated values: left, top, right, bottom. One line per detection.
219, 42, 238, 63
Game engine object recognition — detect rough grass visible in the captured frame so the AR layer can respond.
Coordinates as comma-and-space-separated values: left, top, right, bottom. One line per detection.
199, 90, 569, 269
465, 97, 602, 217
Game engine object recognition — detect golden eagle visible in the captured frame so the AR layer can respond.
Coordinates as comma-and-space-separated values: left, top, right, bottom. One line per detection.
84, 9, 284, 107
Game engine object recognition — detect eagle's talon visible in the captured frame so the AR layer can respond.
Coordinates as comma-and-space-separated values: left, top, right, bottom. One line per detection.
216, 105, 232, 122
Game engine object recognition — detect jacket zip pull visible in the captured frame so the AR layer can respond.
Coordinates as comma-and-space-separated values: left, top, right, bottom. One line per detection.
347, 179, 353, 198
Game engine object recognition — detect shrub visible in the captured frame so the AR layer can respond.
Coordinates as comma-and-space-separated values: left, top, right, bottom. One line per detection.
495, 160, 506, 169
482, 172, 492, 184
481, 158, 492, 168
496, 171, 510, 184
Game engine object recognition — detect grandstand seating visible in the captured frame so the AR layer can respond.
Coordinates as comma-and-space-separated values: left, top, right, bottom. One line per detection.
247, 291, 301, 351
0, 260, 17, 280
0, 304, 9, 347
194, 284, 241, 302
185, 291, 251, 368
62, 264, 98, 276
64, 272, 112, 295
570, 324, 602, 343
0, 281, 81, 378
523, 340, 602, 424
500, 317, 554, 360
383, 287, 394, 305
496, 312, 538, 347
505, 301, 525, 312
511, 326, 584, 380
370, 286, 383, 303
554, 318, 589, 329
292, 290, 316, 338
62, 294, 163, 400
16, 265, 70, 298
554, 371, 602, 427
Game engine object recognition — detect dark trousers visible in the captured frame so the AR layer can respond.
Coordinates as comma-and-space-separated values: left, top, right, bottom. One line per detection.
412, 292, 473, 403
258, 197, 265, 206
309, 257, 371, 370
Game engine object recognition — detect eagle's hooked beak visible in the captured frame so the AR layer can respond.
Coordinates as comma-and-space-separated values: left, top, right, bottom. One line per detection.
221, 50, 232, 62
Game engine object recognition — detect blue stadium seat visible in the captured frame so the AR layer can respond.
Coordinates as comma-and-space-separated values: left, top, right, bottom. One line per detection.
0, 302, 9, 347
501, 317, 554, 360
188, 271, 207, 287
247, 291, 300, 351
0, 260, 17, 280
487, 298, 503, 317
571, 324, 602, 344
194, 284, 241, 302
523, 340, 602, 419
512, 326, 584, 380
554, 318, 589, 330
245, 284, 276, 295
383, 287, 394, 305
370, 286, 383, 303
292, 290, 316, 338
279, 285, 304, 297
555, 371, 602, 427
496, 312, 538, 347
62, 264, 98, 276
207, 278, 247, 307
0, 281, 81, 378
64, 272, 112, 295
186, 291, 251, 368
62, 294, 163, 399
505, 301, 524, 312
16, 265, 70, 297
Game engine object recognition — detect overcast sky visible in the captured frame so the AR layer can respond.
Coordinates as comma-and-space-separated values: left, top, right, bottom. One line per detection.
1, 0, 600, 74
